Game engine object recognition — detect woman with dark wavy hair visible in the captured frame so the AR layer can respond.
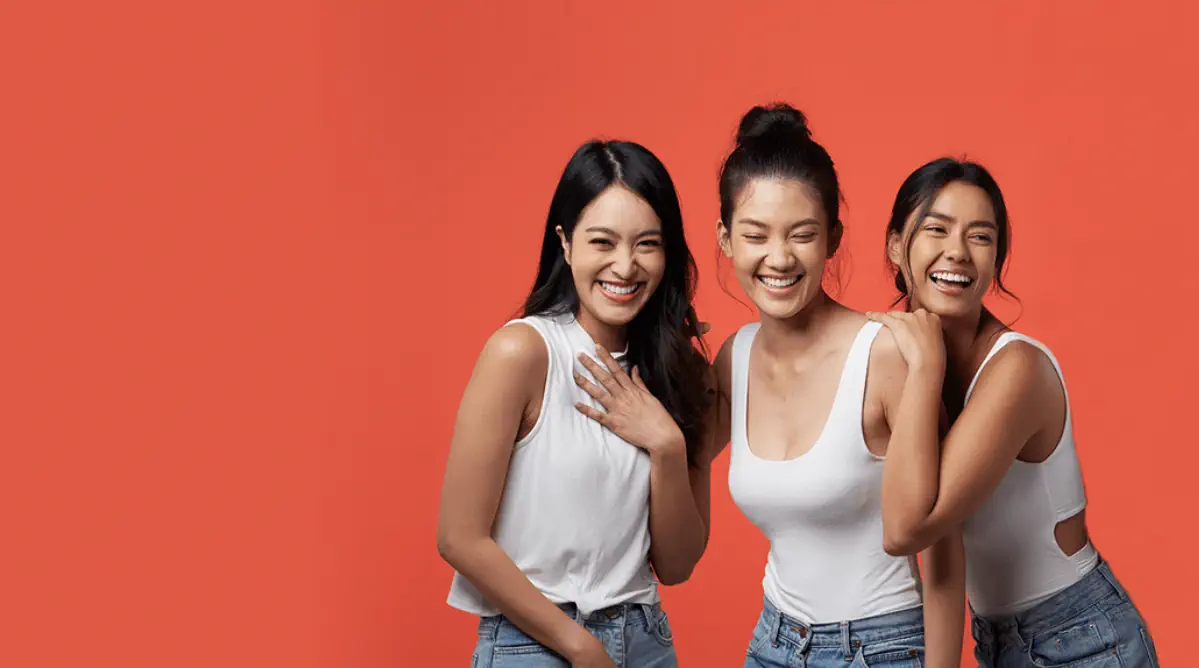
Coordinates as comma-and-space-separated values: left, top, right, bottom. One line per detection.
869, 158, 1159, 667
437, 139, 709, 668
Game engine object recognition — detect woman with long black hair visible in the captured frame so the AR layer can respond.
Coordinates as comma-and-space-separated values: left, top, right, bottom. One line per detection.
437, 139, 710, 668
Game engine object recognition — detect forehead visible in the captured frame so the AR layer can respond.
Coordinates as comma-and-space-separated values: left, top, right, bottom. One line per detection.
924, 182, 996, 222
734, 178, 826, 225
576, 185, 660, 234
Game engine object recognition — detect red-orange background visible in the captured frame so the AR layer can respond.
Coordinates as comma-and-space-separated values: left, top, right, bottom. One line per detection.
4, 1, 1197, 666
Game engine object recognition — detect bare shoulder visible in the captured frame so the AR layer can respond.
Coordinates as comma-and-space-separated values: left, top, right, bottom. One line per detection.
867, 324, 909, 387
471, 322, 549, 392
974, 340, 1060, 404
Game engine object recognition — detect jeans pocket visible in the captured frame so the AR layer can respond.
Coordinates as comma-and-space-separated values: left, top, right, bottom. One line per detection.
648, 606, 674, 647
1027, 616, 1120, 668
745, 619, 770, 658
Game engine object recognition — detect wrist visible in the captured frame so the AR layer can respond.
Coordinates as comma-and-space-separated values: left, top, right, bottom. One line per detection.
648, 433, 687, 464
906, 359, 945, 383
559, 624, 599, 660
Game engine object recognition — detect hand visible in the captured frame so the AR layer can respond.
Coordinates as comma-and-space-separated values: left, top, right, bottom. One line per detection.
564, 629, 617, 668
866, 309, 946, 373
574, 345, 685, 458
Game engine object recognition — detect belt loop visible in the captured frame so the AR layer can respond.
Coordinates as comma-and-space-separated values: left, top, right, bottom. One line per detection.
639, 603, 653, 629
574, 604, 584, 625
770, 606, 782, 647
840, 620, 852, 658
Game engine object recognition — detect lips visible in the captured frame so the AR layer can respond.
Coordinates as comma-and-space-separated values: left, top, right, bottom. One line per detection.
597, 280, 643, 303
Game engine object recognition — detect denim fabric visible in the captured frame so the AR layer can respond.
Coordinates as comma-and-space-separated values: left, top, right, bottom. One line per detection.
744, 597, 926, 667
471, 601, 675, 668
971, 561, 1159, 668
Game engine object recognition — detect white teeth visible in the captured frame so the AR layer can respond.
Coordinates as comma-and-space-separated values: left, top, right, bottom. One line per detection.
931, 271, 973, 284
600, 281, 638, 295
759, 275, 800, 288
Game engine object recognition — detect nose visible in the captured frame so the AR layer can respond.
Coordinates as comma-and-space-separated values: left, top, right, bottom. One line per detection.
611, 246, 637, 279
765, 239, 795, 271
944, 233, 968, 262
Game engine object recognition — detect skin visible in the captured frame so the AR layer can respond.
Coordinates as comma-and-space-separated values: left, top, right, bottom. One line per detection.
701, 178, 964, 668
868, 180, 1088, 559
436, 184, 705, 668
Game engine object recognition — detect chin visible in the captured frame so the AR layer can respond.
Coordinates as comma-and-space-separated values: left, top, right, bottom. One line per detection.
918, 293, 980, 319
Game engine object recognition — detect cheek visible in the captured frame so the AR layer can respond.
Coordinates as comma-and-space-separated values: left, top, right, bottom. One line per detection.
640, 250, 666, 282
905, 242, 936, 278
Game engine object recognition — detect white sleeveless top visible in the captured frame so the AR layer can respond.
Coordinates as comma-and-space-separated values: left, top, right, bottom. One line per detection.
728, 321, 924, 624
962, 332, 1098, 617
446, 312, 659, 616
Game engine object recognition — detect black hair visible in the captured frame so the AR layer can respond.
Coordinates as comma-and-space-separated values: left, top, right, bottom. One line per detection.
885, 157, 1015, 305
522, 140, 709, 465
717, 103, 845, 258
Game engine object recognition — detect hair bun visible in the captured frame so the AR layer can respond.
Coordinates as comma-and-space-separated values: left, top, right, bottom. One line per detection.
735, 103, 812, 146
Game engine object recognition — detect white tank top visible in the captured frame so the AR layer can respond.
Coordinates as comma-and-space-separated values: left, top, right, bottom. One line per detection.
446, 312, 659, 616
728, 320, 924, 624
962, 332, 1098, 617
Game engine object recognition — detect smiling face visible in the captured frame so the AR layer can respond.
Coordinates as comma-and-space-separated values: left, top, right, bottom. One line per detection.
558, 184, 665, 335
890, 180, 999, 319
719, 177, 836, 321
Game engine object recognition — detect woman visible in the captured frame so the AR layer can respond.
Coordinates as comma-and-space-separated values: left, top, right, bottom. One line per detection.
869, 158, 1160, 667
436, 139, 709, 668
583, 103, 966, 667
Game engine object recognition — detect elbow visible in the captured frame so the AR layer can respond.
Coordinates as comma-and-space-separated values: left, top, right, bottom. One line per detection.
882, 526, 923, 557
655, 564, 695, 587
436, 527, 468, 566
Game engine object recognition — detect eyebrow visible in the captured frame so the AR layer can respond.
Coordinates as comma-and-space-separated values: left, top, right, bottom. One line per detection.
736, 217, 821, 229
923, 211, 997, 229
583, 226, 662, 238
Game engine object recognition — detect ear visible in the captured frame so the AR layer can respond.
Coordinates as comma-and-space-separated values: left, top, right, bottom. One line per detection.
716, 220, 733, 258
555, 225, 571, 265
827, 221, 843, 258
886, 230, 904, 266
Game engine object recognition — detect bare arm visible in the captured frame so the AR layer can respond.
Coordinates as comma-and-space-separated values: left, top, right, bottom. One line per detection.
873, 310, 1056, 554
919, 529, 966, 668
436, 325, 608, 664
869, 327, 965, 667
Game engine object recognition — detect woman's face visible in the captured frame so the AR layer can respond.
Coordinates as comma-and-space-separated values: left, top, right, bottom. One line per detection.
559, 185, 665, 331
720, 177, 833, 321
891, 181, 998, 318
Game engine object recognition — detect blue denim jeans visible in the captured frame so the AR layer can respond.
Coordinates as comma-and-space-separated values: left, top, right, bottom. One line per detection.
744, 597, 926, 667
970, 561, 1160, 668
471, 601, 676, 667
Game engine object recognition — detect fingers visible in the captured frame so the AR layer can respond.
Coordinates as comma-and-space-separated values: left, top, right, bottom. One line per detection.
573, 370, 611, 407
865, 311, 907, 329
574, 402, 608, 425
632, 366, 648, 391
576, 352, 620, 393
593, 345, 633, 389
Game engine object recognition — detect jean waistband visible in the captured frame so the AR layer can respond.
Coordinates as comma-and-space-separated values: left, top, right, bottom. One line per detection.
971, 560, 1127, 642
760, 596, 924, 653
479, 600, 661, 634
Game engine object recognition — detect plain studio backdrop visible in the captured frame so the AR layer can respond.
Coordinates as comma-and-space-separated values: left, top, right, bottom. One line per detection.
3, 1, 1197, 666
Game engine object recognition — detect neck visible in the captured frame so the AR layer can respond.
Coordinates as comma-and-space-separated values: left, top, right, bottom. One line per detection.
574, 308, 627, 352
756, 290, 840, 358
